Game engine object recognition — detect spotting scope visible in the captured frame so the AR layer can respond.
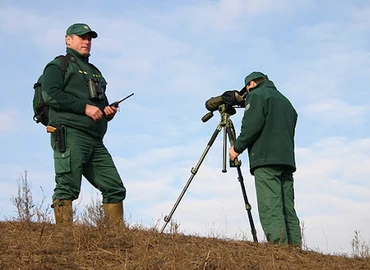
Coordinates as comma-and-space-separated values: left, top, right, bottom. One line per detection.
202, 90, 246, 122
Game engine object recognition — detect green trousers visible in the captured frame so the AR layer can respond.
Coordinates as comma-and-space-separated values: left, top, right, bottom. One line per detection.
254, 165, 301, 247
51, 126, 126, 203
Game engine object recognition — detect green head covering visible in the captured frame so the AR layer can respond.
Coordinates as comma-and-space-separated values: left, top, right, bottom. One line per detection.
244, 71, 268, 86
66, 23, 98, 38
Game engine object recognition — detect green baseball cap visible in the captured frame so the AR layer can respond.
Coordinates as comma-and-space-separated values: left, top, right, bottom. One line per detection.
244, 71, 268, 86
66, 23, 98, 38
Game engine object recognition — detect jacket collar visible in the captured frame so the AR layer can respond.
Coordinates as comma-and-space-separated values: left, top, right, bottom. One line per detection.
66, 47, 89, 62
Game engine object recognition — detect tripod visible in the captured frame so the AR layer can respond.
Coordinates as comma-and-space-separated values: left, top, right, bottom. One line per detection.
160, 104, 258, 242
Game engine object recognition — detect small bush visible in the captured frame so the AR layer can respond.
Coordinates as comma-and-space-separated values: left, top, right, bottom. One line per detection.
10, 171, 51, 223
351, 230, 370, 259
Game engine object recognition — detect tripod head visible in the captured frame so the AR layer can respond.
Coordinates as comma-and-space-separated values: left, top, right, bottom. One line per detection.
217, 104, 242, 170
201, 103, 237, 123
202, 103, 242, 171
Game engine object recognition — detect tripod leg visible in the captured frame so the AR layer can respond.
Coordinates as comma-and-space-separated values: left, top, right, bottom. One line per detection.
222, 127, 227, 173
226, 122, 258, 242
235, 165, 258, 242
160, 125, 222, 233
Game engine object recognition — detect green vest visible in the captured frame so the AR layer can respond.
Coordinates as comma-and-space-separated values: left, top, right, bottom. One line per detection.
42, 48, 109, 139
234, 80, 297, 174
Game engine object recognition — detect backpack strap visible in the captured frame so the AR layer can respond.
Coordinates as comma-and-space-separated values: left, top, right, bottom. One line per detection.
55, 54, 73, 78
60, 55, 70, 74
34, 54, 69, 89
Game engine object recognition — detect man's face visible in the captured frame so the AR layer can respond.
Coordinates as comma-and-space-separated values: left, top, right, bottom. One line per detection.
66, 34, 92, 56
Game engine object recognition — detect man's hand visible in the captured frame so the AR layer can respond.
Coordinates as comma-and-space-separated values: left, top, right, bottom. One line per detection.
104, 105, 118, 119
229, 146, 240, 161
85, 104, 103, 122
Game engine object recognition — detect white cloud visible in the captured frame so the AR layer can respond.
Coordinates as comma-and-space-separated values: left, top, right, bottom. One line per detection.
0, 7, 41, 34
302, 99, 370, 127
0, 110, 17, 133
294, 137, 370, 253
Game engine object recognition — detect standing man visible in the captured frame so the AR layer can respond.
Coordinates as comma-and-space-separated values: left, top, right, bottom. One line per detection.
42, 23, 126, 226
229, 72, 301, 247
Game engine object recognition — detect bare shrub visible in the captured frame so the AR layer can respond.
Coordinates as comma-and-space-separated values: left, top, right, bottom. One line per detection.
169, 219, 182, 234
301, 220, 307, 249
78, 193, 104, 228
10, 171, 51, 223
351, 230, 370, 259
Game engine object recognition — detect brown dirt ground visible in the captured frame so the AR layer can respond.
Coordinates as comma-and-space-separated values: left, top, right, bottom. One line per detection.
0, 221, 369, 270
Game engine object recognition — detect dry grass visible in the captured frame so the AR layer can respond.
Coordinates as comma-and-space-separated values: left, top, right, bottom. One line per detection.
1, 171, 369, 269
1, 221, 370, 270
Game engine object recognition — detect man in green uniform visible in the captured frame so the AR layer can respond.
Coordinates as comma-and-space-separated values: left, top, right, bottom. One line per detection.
42, 23, 126, 226
229, 72, 301, 247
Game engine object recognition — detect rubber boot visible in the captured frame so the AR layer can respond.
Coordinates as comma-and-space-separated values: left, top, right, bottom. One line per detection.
103, 202, 124, 227
52, 199, 73, 225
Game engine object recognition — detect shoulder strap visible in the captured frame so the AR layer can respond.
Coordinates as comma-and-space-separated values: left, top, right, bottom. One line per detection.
66, 55, 103, 81
89, 62, 102, 75
54, 54, 74, 78
60, 55, 70, 74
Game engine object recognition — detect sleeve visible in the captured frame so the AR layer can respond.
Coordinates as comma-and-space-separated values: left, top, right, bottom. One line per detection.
41, 62, 86, 114
233, 92, 266, 154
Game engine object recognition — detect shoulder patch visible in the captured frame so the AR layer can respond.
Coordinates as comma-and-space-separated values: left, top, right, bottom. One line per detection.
245, 103, 251, 111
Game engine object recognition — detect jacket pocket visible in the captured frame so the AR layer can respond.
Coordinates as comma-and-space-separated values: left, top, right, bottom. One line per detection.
54, 149, 71, 174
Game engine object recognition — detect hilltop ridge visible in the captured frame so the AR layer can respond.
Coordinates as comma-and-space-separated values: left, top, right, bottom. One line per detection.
1, 221, 369, 269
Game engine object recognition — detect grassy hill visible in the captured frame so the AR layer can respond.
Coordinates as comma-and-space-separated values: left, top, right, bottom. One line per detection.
1, 220, 369, 270
2, 173, 368, 269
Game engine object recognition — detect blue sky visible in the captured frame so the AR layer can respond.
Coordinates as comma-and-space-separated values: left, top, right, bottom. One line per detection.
1, 0, 369, 256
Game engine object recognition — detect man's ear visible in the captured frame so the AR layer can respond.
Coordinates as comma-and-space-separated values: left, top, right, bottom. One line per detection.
250, 81, 257, 88
65, 35, 72, 46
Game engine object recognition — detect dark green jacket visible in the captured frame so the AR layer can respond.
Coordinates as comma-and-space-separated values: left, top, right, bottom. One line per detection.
233, 80, 297, 174
42, 48, 109, 140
